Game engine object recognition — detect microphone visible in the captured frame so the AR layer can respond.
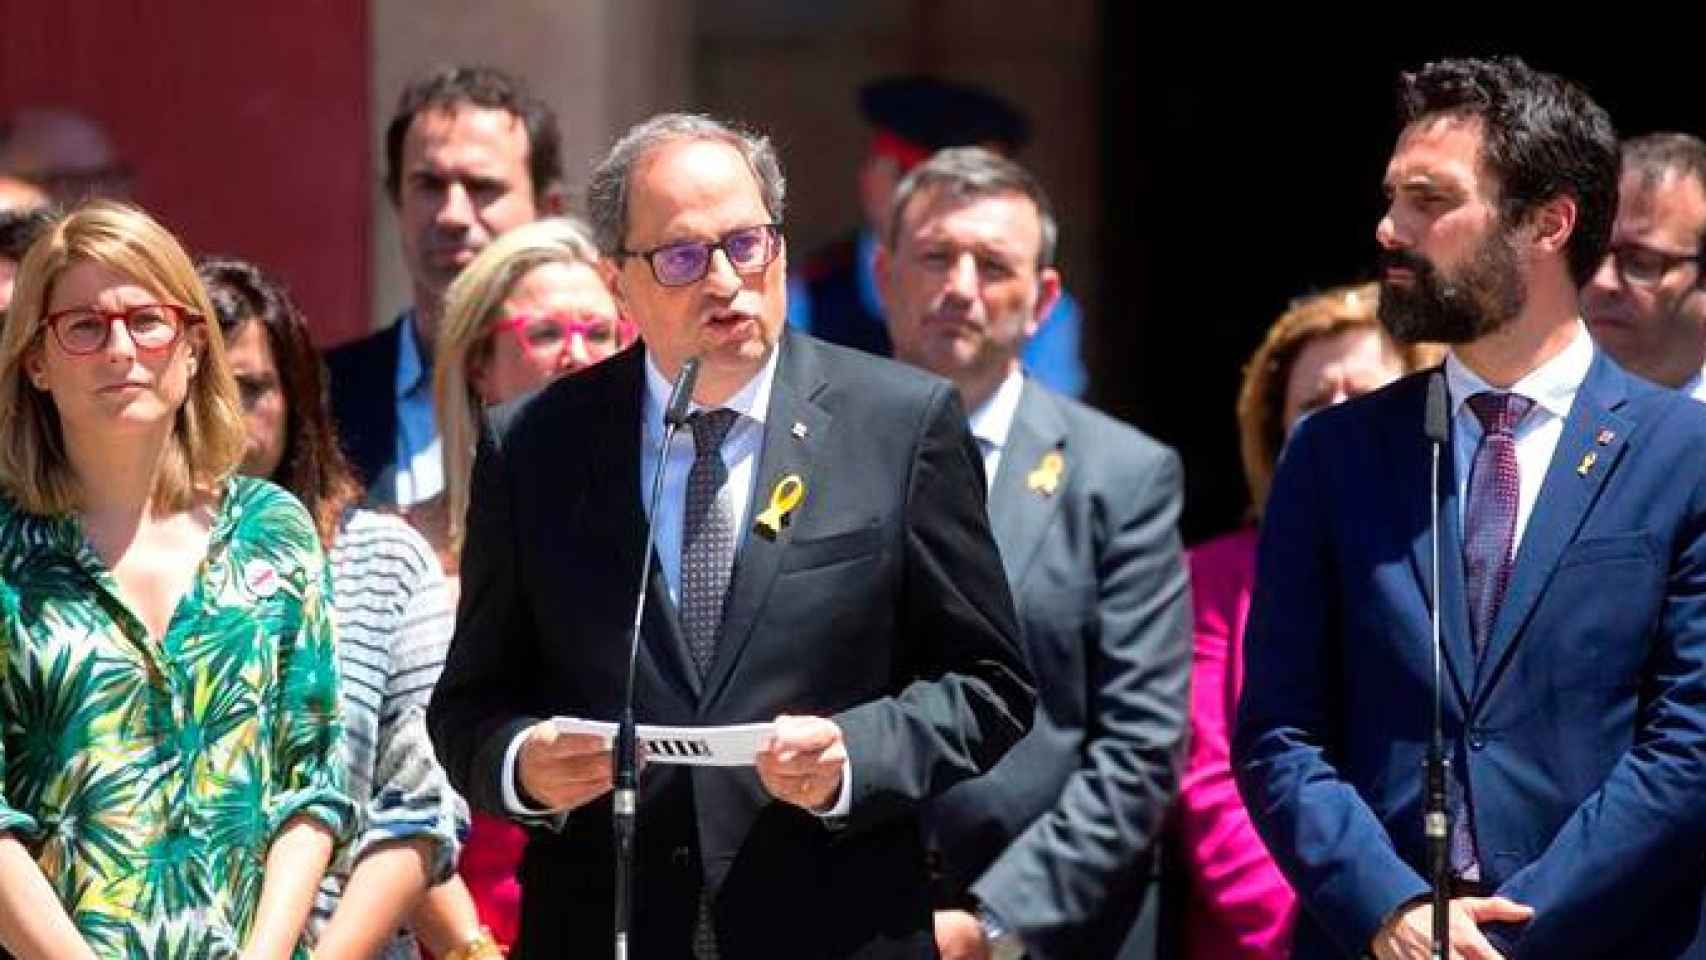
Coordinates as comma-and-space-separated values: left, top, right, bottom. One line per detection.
664, 355, 700, 429
614, 355, 700, 960
1424, 371, 1449, 443
1422, 371, 1450, 960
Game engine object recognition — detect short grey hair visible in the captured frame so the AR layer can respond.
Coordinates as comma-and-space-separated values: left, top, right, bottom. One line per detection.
585, 113, 786, 256
886, 146, 1058, 268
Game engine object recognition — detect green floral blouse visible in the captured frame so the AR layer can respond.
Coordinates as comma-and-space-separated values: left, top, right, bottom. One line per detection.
0, 476, 353, 958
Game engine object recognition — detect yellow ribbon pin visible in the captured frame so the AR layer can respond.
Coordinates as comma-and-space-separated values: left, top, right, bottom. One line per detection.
1027, 450, 1065, 497
754, 474, 805, 539
1576, 451, 1597, 477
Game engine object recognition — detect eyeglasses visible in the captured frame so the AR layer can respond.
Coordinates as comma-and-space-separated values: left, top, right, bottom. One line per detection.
488, 311, 635, 360
617, 223, 782, 287
43, 304, 201, 355
1605, 242, 1702, 289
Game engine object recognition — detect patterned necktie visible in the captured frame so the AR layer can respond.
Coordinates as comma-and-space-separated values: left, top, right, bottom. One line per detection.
1453, 389, 1533, 879
683, 409, 738, 960
1463, 391, 1533, 650
682, 408, 740, 680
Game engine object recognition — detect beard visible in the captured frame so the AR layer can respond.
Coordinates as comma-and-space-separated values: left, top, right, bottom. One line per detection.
1377, 226, 1527, 345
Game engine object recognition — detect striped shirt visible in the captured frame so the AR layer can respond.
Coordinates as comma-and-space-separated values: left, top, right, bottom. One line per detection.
306, 508, 466, 959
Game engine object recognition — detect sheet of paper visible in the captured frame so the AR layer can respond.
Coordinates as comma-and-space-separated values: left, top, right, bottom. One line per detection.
553, 717, 775, 767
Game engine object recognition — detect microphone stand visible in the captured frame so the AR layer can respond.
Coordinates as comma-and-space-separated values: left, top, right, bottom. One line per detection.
1424, 372, 1451, 960
614, 356, 700, 960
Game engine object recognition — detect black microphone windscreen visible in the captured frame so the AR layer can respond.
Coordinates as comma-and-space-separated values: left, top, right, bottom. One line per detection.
1424, 371, 1449, 444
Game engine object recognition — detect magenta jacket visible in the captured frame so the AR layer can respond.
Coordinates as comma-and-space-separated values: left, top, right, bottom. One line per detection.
1178, 527, 1296, 960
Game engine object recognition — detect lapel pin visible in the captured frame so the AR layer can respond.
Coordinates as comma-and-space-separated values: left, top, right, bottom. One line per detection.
1595, 427, 1615, 445
1576, 451, 1597, 477
1026, 450, 1066, 497
754, 474, 805, 540
791, 421, 808, 440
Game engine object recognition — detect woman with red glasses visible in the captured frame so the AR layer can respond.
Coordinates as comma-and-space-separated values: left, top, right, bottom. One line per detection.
0, 201, 351, 958
414, 215, 630, 952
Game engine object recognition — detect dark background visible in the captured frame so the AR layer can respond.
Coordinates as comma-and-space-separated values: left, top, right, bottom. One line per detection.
1098, 24, 1705, 541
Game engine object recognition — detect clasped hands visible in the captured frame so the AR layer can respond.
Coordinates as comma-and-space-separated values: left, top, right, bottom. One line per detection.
1370, 895, 1534, 960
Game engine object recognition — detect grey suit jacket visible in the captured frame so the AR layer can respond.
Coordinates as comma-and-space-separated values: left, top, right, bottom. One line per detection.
925, 378, 1193, 960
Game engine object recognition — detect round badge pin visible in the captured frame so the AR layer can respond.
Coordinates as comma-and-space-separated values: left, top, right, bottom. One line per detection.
244, 558, 281, 598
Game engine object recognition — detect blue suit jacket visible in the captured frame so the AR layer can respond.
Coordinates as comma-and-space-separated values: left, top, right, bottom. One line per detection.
1233, 355, 1706, 959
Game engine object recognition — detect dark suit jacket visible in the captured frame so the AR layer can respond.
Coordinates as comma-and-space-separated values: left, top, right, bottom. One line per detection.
324, 314, 405, 489
925, 380, 1191, 959
1233, 356, 1706, 959
427, 332, 1035, 959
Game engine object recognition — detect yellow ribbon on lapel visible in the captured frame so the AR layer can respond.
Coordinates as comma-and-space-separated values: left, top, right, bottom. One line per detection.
754, 474, 805, 540
1027, 450, 1065, 497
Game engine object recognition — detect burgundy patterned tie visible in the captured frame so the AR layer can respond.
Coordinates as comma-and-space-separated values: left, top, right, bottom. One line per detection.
1463, 391, 1532, 651
1454, 389, 1532, 879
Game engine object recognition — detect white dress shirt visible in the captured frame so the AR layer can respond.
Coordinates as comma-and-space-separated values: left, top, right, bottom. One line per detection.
966, 366, 1027, 485
504, 345, 849, 819
1444, 320, 1595, 548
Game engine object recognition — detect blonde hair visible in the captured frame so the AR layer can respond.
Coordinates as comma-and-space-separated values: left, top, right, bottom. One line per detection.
0, 201, 245, 516
1236, 282, 1441, 517
434, 216, 603, 553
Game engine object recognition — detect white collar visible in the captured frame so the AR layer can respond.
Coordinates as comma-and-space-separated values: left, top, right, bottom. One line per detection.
966, 366, 1027, 450
1443, 319, 1594, 422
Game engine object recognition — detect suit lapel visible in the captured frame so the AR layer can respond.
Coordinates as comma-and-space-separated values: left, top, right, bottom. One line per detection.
1475, 353, 1632, 704
357, 317, 405, 484
379, 314, 405, 440
1391, 373, 1475, 712
592, 348, 700, 702
987, 380, 1067, 587
702, 336, 830, 707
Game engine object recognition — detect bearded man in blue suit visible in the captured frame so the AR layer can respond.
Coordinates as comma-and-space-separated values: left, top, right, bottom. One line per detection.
1235, 57, 1706, 960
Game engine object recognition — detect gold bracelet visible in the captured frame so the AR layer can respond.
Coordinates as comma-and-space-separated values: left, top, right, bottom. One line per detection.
442, 926, 502, 960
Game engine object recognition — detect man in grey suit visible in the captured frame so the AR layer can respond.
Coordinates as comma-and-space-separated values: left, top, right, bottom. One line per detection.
878, 147, 1192, 960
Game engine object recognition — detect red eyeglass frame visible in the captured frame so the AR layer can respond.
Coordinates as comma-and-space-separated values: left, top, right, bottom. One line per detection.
41, 303, 203, 355
485, 311, 637, 359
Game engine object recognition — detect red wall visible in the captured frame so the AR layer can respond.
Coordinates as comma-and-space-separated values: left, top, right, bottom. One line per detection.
0, 2, 371, 345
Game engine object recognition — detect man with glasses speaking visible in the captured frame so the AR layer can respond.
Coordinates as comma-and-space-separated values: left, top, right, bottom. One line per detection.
427, 113, 1035, 959
1583, 133, 1706, 399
